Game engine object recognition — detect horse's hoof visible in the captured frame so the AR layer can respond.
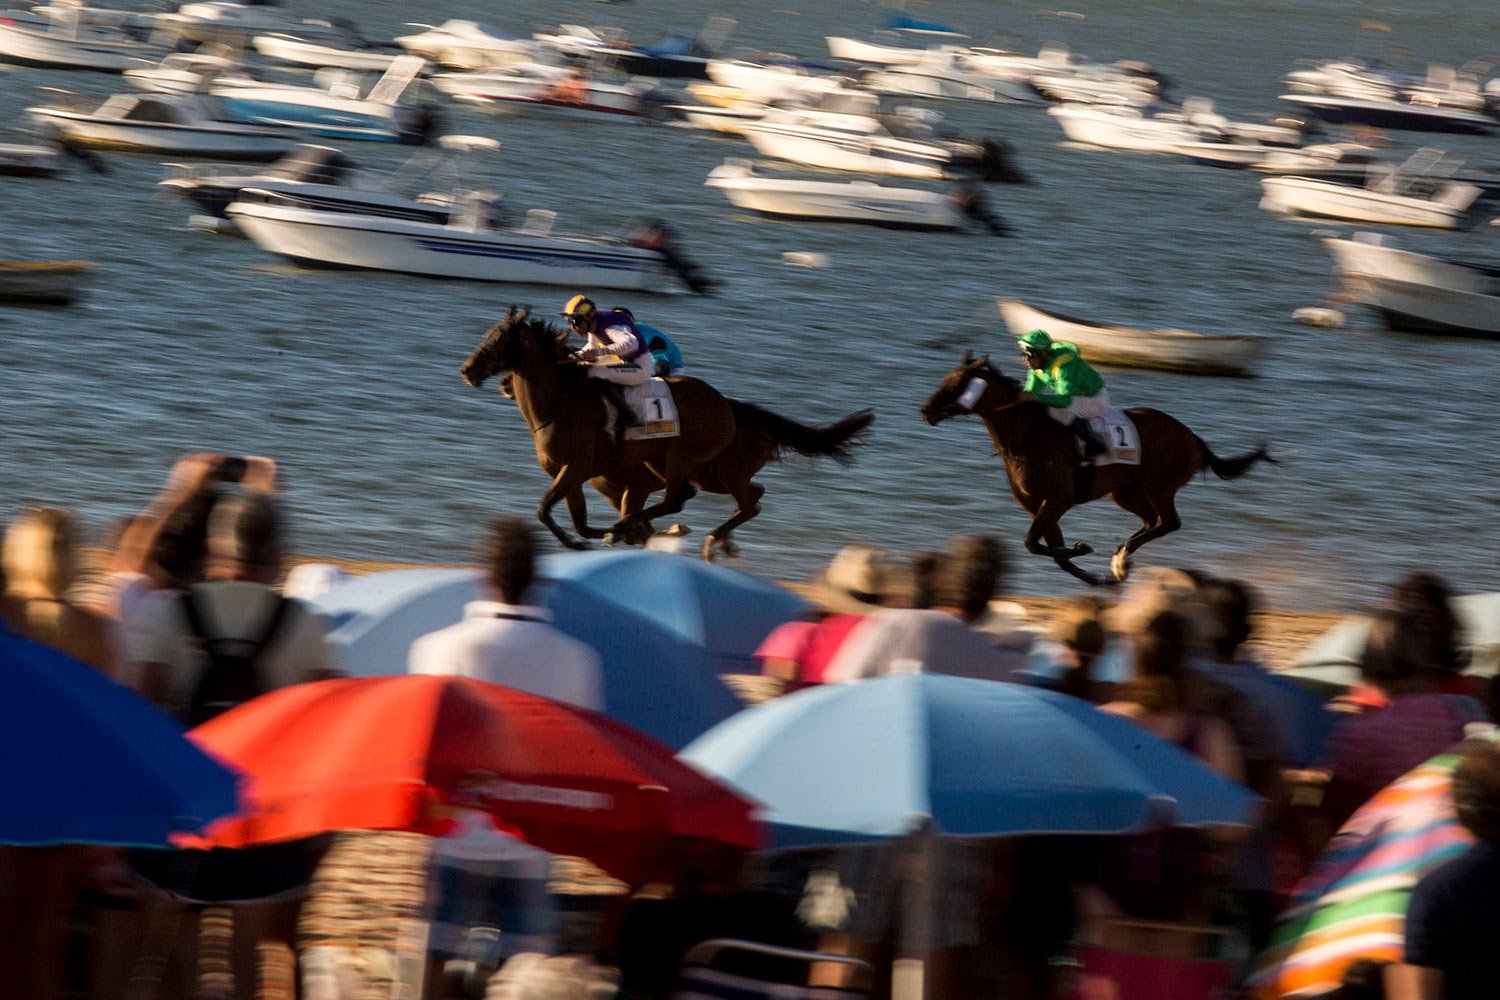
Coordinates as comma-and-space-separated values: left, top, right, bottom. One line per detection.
1071, 542, 1094, 558
602, 532, 619, 547
564, 537, 592, 551
1110, 550, 1131, 583
661, 523, 691, 537
701, 536, 719, 562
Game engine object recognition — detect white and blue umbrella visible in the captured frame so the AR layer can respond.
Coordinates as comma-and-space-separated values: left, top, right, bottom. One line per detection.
310, 568, 744, 748
0, 629, 239, 847
682, 673, 1261, 847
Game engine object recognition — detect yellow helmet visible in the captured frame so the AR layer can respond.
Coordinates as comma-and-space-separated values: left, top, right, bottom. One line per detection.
562, 294, 596, 323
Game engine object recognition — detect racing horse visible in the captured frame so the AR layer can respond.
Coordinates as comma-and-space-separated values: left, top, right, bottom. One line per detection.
461, 307, 875, 559
920, 351, 1273, 585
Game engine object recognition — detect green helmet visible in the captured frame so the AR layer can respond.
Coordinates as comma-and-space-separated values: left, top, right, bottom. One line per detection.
1017, 329, 1052, 351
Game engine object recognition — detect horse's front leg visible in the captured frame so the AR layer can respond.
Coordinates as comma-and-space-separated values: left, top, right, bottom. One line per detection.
1024, 501, 1101, 586
565, 486, 609, 540
538, 465, 593, 550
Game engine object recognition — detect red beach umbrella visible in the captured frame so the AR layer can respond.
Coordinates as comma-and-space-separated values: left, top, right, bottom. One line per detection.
187, 675, 762, 883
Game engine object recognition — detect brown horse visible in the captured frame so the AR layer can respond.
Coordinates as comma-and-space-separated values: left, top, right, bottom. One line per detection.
920, 351, 1274, 585
461, 307, 875, 559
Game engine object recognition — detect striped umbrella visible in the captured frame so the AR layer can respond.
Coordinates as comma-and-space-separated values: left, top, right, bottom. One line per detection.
1249, 745, 1478, 998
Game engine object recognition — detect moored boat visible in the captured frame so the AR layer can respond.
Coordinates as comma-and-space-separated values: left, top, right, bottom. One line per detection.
26, 90, 302, 159
705, 159, 987, 230
1322, 233, 1500, 338
1259, 174, 1483, 228
997, 298, 1267, 377
0, 260, 94, 304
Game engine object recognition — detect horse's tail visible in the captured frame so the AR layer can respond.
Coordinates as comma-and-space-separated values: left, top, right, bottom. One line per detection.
729, 401, 875, 464
1199, 438, 1277, 480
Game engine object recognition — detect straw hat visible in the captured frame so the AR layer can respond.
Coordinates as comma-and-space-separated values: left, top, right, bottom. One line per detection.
1104, 566, 1201, 638
805, 545, 888, 616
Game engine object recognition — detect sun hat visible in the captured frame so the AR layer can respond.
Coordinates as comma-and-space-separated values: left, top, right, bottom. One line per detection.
804, 545, 889, 616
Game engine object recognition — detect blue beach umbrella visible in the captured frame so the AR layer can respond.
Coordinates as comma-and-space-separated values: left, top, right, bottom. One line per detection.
0, 629, 239, 847
681, 674, 1261, 847
539, 550, 810, 671
311, 568, 743, 748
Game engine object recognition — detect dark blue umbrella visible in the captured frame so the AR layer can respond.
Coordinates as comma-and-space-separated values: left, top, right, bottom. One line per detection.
0, 629, 239, 846
681, 674, 1261, 847
538, 550, 810, 672
311, 569, 744, 748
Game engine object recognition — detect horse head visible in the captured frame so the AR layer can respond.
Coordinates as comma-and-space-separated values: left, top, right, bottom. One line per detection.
921, 351, 1017, 425
460, 306, 554, 388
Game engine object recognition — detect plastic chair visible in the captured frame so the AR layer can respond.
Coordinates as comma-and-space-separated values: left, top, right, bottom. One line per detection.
671, 939, 875, 1000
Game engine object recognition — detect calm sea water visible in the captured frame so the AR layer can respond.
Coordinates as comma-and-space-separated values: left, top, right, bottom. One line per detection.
4, 0, 1499, 612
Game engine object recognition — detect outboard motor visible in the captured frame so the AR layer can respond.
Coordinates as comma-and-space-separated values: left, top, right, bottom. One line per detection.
35, 122, 108, 175
399, 103, 445, 146
950, 186, 1010, 236
629, 219, 716, 294
949, 137, 1028, 184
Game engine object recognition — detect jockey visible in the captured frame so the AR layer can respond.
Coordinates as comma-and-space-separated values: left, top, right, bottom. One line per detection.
562, 294, 652, 444
1016, 328, 1109, 462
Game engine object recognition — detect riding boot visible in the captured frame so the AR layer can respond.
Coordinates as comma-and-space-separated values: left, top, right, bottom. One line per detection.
601, 381, 636, 448
1069, 417, 1107, 464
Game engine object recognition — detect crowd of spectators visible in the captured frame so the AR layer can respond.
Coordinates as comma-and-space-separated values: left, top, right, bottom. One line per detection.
2, 450, 1496, 1000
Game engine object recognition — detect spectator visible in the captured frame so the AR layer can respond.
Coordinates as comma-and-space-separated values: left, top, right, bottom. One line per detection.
1318, 603, 1490, 836
133, 489, 340, 723
754, 545, 891, 688
2, 506, 118, 675
1388, 739, 1500, 1000
1022, 596, 1112, 703
408, 517, 603, 710
823, 536, 1026, 683
1102, 609, 1244, 782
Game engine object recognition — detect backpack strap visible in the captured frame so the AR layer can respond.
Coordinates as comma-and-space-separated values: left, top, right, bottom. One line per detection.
178, 587, 294, 682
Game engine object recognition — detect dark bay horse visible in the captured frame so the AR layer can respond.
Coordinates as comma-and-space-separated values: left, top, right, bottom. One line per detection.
920, 351, 1274, 585
461, 307, 875, 559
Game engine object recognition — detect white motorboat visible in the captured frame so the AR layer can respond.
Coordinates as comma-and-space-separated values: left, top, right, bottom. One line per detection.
227, 190, 686, 292
160, 140, 454, 223
998, 298, 1267, 377
0, 260, 94, 304
1173, 142, 1291, 168
1051, 99, 1302, 154
252, 33, 411, 73
1323, 233, 1500, 338
1259, 149, 1485, 228
212, 55, 440, 143
394, 19, 534, 70
156, 1, 350, 46
705, 57, 844, 104
860, 48, 1041, 105
431, 64, 661, 122
26, 90, 302, 159
1284, 59, 1489, 113
705, 159, 995, 231
533, 17, 734, 80
825, 23, 969, 67
122, 49, 250, 95
0, 138, 62, 176
741, 90, 1019, 181
0, 8, 171, 71
1251, 141, 1500, 197
1280, 93, 1495, 134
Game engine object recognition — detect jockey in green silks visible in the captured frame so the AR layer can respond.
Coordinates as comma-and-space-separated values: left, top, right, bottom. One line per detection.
1016, 328, 1109, 462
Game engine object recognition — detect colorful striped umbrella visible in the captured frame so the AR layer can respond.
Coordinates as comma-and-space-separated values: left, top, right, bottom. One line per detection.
1249, 746, 1477, 998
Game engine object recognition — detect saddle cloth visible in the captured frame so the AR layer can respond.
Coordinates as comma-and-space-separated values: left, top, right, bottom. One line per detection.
606, 379, 679, 440
1086, 408, 1141, 466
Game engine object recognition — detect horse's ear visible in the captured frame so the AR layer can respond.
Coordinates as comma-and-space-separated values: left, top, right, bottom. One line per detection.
959, 349, 973, 367
516, 307, 529, 322
504, 305, 517, 319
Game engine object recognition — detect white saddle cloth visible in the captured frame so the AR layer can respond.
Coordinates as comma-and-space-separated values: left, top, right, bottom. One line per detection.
1086, 408, 1141, 466
612, 379, 679, 440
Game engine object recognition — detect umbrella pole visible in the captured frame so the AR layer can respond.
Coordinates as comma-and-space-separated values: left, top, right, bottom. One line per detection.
892, 823, 935, 1000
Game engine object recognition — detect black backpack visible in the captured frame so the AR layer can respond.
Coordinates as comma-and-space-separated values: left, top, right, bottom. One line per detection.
180, 587, 292, 726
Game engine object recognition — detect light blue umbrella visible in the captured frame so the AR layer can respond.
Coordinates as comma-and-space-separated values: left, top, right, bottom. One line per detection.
538, 550, 810, 672
0, 629, 239, 847
681, 674, 1261, 847
310, 568, 743, 748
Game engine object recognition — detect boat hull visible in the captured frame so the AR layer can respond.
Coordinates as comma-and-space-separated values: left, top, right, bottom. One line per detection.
743, 124, 949, 179
997, 298, 1265, 377
227, 202, 670, 291
1322, 236, 1500, 337
708, 174, 964, 229
1259, 177, 1473, 228
1280, 95, 1495, 134
0, 21, 166, 71
252, 35, 406, 72
29, 110, 297, 159
215, 93, 408, 143
1049, 106, 1196, 152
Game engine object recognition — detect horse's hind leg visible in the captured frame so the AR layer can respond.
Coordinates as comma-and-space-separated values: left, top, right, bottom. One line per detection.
1107, 484, 1182, 583
703, 480, 764, 561
567, 486, 609, 540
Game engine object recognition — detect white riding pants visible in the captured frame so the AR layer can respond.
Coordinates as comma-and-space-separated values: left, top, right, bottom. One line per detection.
587, 362, 649, 386
1045, 389, 1110, 424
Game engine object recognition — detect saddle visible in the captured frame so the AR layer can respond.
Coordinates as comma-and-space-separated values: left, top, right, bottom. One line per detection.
1082, 408, 1141, 466
603, 379, 680, 441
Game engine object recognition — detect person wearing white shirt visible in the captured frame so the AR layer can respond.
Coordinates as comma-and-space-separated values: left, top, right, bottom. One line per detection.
408, 517, 604, 711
